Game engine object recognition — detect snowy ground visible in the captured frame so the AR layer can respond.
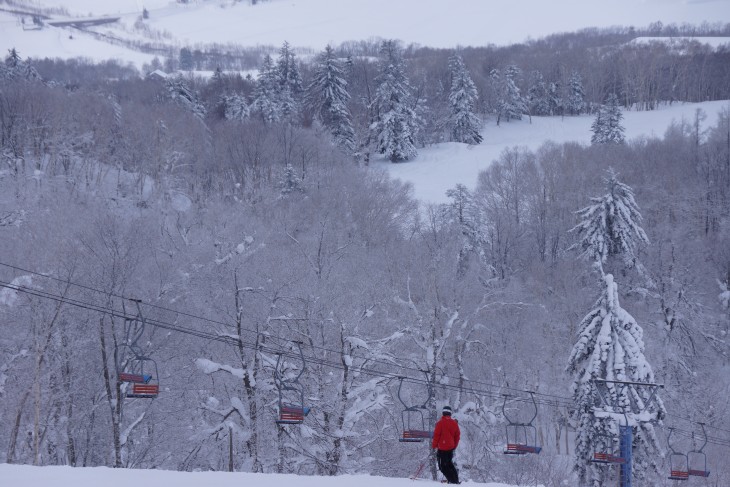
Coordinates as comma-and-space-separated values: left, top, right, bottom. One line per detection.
0, 464, 531, 487
379, 100, 730, 205
1, 0, 729, 68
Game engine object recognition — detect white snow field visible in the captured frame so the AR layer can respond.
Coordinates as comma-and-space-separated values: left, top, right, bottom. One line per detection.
379, 100, 730, 205
2, 0, 729, 68
0, 463, 527, 487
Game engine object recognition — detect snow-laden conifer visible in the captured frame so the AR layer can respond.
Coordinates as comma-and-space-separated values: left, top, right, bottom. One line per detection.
548, 81, 562, 116
305, 45, 356, 153
571, 169, 649, 273
276, 41, 302, 120
567, 273, 666, 486
492, 65, 527, 125
591, 93, 625, 144
278, 163, 304, 196
165, 75, 205, 119
371, 40, 419, 162
276, 41, 303, 96
568, 169, 662, 485
251, 54, 282, 124
223, 94, 250, 121
527, 70, 551, 116
566, 71, 586, 115
1, 48, 41, 82
447, 54, 482, 145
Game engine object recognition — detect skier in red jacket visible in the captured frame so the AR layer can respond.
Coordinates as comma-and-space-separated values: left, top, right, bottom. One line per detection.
432, 405, 460, 484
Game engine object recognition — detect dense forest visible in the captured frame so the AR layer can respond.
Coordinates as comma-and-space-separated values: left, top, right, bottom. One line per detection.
1, 24, 729, 487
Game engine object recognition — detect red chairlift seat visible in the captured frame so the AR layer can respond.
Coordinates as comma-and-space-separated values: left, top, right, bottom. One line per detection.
276, 405, 310, 424
119, 372, 152, 383
400, 430, 432, 442
127, 383, 159, 399
669, 470, 689, 481
592, 452, 625, 464
504, 443, 542, 455
688, 468, 710, 477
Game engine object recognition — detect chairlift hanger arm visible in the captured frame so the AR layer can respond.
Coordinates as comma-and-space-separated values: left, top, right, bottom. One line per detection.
274, 341, 306, 385
502, 392, 538, 426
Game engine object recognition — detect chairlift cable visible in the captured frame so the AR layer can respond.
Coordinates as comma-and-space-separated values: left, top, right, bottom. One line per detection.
0, 261, 576, 403
0, 278, 572, 409
4, 268, 730, 449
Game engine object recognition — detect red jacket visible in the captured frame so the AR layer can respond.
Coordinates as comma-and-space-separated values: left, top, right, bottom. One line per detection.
432, 415, 460, 450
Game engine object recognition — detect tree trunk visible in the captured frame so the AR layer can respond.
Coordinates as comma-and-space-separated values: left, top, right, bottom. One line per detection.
235, 271, 260, 472
7, 388, 31, 463
61, 330, 76, 466
99, 315, 122, 467
32, 290, 67, 465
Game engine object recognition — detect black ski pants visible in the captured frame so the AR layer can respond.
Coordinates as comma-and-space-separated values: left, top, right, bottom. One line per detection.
436, 448, 459, 484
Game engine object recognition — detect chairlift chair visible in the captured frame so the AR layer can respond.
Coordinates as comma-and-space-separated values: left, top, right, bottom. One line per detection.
667, 428, 689, 481
502, 393, 542, 455
274, 342, 310, 425
591, 431, 626, 465
687, 423, 711, 478
119, 349, 160, 399
397, 376, 433, 443
116, 301, 160, 399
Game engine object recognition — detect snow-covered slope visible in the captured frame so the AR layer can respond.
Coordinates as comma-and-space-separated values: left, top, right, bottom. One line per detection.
0, 463, 527, 487
380, 100, 730, 205
2, 0, 729, 68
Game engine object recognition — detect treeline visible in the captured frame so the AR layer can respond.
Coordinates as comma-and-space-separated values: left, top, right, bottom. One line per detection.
153, 23, 730, 112
1, 45, 730, 486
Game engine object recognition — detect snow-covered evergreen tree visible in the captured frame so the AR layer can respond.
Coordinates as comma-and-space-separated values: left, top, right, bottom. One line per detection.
527, 70, 551, 116
179, 47, 193, 71
566, 71, 585, 115
223, 94, 250, 121
278, 163, 303, 196
548, 81, 563, 116
591, 93, 625, 144
305, 45, 356, 153
5, 48, 21, 69
1, 48, 41, 82
571, 169, 650, 273
251, 54, 282, 124
371, 40, 419, 162
447, 54, 482, 145
492, 65, 527, 125
567, 273, 666, 486
568, 169, 662, 485
276, 41, 302, 120
276, 41, 302, 95
166, 76, 205, 119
